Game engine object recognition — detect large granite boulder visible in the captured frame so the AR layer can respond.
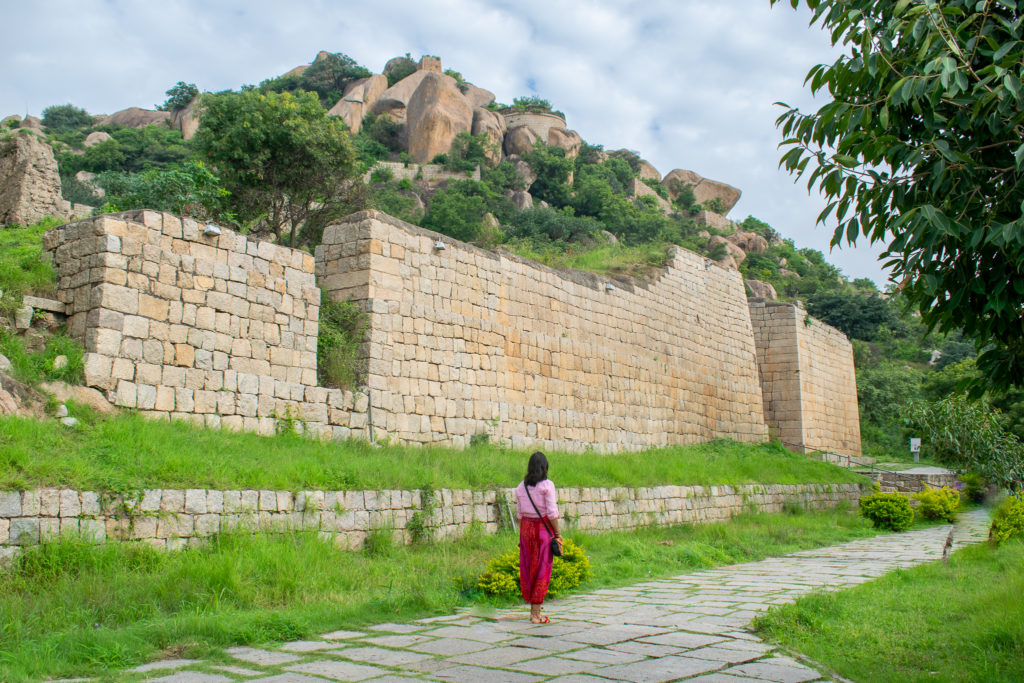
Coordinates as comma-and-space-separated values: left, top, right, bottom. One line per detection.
745, 279, 778, 300
371, 70, 432, 124
0, 131, 71, 226
637, 160, 661, 181
503, 125, 538, 157
171, 96, 202, 140
97, 107, 171, 129
328, 74, 388, 134
507, 155, 536, 187
548, 128, 582, 158
726, 230, 769, 254
708, 234, 746, 266
662, 169, 741, 214
83, 131, 112, 147
406, 72, 473, 163
510, 190, 533, 210
471, 107, 506, 165
463, 84, 496, 108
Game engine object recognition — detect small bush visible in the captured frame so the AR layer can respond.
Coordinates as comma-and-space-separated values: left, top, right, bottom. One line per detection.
859, 491, 914, 531
989, 495, 1024, 545
317, 295, 368, 389
958, 472, 988, 503
911, 486, 960, 522
477, 538, 592, 598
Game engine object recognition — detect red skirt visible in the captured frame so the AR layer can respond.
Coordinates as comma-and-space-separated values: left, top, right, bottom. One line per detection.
519, 517, 554, 604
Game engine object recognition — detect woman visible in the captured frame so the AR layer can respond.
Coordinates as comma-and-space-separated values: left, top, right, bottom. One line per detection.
514, 451, 563, 623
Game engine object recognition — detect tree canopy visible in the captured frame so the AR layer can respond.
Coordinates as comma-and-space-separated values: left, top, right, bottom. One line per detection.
193, 89, 362, 245
773, 0, 1024, 390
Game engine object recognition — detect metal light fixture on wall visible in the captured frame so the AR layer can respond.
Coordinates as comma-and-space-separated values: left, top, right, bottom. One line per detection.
203, 224, 222, 237
605, 282, 615, 292
434, 239, 446, 251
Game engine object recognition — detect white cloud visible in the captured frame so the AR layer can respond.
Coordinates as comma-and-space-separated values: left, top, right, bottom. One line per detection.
0, 0, 888, 284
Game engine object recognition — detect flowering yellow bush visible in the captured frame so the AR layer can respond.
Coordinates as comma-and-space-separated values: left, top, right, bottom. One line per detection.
477, 539, 593, 598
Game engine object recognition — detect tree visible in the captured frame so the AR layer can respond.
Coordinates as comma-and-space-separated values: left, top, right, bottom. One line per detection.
41, 104, 92, 132
194, 89, 363, 245
97, 161, 228, 219
773, 0, 1024, 390
805, 290, 898, 340
158, 81, 198, 111
298, 52, 371, 105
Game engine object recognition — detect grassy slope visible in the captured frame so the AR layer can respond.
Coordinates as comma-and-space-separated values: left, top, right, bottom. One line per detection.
0, 507, 879, 682
0, 411, 866, 492
754, 540, 1024, 683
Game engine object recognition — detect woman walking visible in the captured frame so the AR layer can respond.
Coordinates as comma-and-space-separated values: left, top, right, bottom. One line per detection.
515, 451, 563, 623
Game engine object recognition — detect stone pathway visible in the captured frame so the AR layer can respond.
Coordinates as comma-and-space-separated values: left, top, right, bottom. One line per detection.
66, 510, 990, 683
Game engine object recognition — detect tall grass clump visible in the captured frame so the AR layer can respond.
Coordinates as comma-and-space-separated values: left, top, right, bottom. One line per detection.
317, 293, 367, 389
0, 217, 63, 315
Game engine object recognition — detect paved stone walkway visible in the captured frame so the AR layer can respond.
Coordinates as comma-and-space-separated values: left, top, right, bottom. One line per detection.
68, 510, 990, 683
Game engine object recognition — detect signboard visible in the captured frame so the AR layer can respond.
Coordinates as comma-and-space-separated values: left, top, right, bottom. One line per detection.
910, 437, 921, 462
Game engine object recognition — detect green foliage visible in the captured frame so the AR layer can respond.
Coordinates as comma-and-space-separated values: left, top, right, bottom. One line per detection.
55, 125, 191, 177
477, 538, 592, 598
368, 182, 423, 227
59, 174, 101, 207
421, 180, 514, 243
194, 89, 362, 246
480, 159, 527, 193
385, 54, 417, 87
301, 52, 372, 105
96, 161, 228, 220
910, 486, 959, 523
805, 291, 898, 341
989, 494, 1024, 545
774, 0, 1024, 391
739, 215, 780, 244
859, 491, 914, 531
524, 142, 574, 207
360, 113, 403, 154
444, 132, 491, 172
443, 69, 469, 94
317, 295, 367, 390
641, 176, 669, 199
368, 166, 393, 184
510, 95, 557, 114
158, 81, 198, 111
958, 472, 988, 504
40, 104, 92, 132
0, 329, 84, 386
0, 218, 60, 315
902, 394, 1024, 492
504, 207, 600, 244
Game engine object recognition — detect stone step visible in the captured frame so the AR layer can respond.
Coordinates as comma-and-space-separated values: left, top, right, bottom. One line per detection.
22, 295, 67, 314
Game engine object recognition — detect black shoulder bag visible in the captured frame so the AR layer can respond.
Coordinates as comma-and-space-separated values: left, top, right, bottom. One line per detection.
524, 482, 562, 557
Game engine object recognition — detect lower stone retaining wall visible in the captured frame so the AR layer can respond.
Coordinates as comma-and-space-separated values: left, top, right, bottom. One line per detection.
870, 471, 959, 493
0, 483, 863, 560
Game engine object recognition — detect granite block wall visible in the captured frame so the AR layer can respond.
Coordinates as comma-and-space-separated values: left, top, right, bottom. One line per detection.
749, 299, 862, 456
317, 211, 769, 450
0, 483, 863, 559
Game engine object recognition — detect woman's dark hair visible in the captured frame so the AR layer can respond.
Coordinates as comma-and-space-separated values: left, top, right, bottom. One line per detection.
524, 451, 549, 487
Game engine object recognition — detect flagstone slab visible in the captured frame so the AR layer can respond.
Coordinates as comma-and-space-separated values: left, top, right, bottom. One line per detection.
408, 637, 490, 656
429, 664, 544, 682
592, 655, 724, 682
559, 647, 647, 665
366, 623, 426, 634
148, 673, 233, 683
280, 640, 338, 652
226, 647, 302, 667
284, 659, 387, 681
322, 630, 367, 640
132, 658, 203, 672
330, 646, 432, 667
449, 645, 550, 667
363, 634, 435, 648
248, 675, 328, 683
423, 624, 517, 643
210, 664, 266, 676
509, 655, 601, 676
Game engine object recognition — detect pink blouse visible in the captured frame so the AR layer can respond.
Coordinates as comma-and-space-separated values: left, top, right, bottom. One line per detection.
515, 479, 559, 520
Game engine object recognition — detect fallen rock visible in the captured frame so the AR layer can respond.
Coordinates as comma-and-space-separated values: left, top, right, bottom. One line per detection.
637, 160, 661, 181
726, 230, 769, 254
471, 108, 506, 165
503, 125, 537, 157
0, 354, 10, 373
75, 170, 104, 198
39, 380, 118, 414
406, 72, 473, 163
0, 372, 43, 417
61, 416, 79, 427
14, 305, 33, 329
0, 131, 72, 226
328, 74, 389, 134
708, 235, 746, 265
548, 128, 582, 158
54, 403, 68, 418
510, 190, 533, 210
83, 131, 112, 147
97, 107, 171, 129
745, 279, 778, 299
52, 355, 68, 370
663, 169, 741, 214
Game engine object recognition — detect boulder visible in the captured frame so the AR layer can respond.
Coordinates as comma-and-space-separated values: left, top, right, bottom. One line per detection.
779, 268, 801, 279
663, 169, 741, 214
75, 171, 104, 198
717, 254, 738, 270
0, 131, 72, 226
463, 84, 496, 108
383, 55, 416, 77
503, 125, 537, 157
328, 74, 389, 134
471, 108, 506, 165
83, 131, 112, 148
0, 371, 44, 418
745, 279, 778, 300
510, 190, 533, 210
419, 55, 442, 72
726, 230, 769, 254
281, 63, 309, 79
601, 230, 619, 244
406, 72, 473, 163
637, 160, 661, 181
708, 235, 746, 265
371, 69, 433, 123
97, 107, 171, 129
508, 155, 537, 187
548, 128, 582, 158
39, 380, 117, 414
21, 115, 42, 130
171, 96, 202, 140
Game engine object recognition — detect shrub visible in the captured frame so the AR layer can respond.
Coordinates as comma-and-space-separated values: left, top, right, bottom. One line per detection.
477, 538, 592, 598
989, 495, 1024, 545
385, 54, 417, 87
41, 104, 92, 132
911, 486, 960, 522
859, 491, 914, 531
958, 472, 988, 504
317, 295, 367, 390
158, 81, 199, 111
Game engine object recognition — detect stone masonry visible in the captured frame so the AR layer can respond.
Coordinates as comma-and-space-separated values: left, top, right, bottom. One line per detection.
749, 299, 862, 456
318, 211, 769, 450
0, 483, 862, 559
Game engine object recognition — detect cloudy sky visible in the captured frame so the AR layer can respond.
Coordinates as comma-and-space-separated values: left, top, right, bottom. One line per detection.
2, 0, 889, 285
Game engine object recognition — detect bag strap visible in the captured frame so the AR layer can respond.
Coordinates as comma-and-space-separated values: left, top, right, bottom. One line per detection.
523, 481, 557, 538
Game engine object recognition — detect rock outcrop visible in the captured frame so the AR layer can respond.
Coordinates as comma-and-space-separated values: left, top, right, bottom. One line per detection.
663, 169, 741, 214
463, 84, 495, 108
548, 127, 582, 158
726, 230, 769, 254
171, 97, 202, 141
406, 72, 473, 163
708, 235, 746, 266
629, 178, 672, 213
637, 160, 661, 181
0, 132, 71, 226
471, 108, 506, 165
745, 279, 778, 300
97, 107, 171, 129
503, 125, 538, 157
83, 131, 112, 147
371, 70, 432, 124
328, 74, 388, 134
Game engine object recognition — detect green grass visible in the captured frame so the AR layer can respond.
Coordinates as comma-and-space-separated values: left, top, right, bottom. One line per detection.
754, 540, 1024, 683
503, 239, 673, 278
0, 506, 880, 682
0, 217, 62, 316
0, 327, 84, 386
0, 410, 867, 492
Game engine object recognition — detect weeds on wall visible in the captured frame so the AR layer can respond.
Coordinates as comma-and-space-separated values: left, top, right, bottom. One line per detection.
317, 293, 368, 390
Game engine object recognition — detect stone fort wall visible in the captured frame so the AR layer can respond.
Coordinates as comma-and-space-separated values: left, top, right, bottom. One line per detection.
317, 211, 768, 450
749, 299, 861, 456
44, 209, 859, 454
